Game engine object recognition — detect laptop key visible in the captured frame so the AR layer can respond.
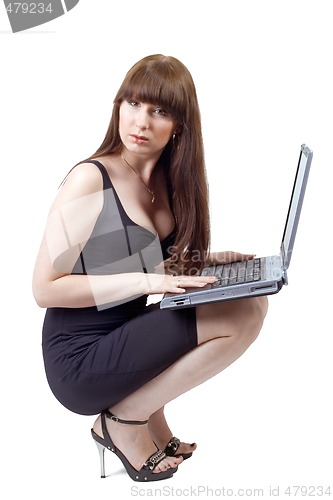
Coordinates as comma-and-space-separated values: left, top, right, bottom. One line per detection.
202, 266, 216, 276
205, 258, 262, 287
222, 263, 231, 279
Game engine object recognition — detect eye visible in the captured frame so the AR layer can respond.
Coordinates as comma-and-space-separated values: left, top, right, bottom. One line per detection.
154, 107, 169, 117
127, 100, 140, 107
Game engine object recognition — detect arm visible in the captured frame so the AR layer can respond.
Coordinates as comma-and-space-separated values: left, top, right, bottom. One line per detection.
33, 234, 150, 308
32, 164, 217, 308
32, 162, 109, 308
33, 236, 217, 308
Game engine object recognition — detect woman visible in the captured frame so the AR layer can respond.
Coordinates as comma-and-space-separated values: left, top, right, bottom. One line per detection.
32, 54, 268, 482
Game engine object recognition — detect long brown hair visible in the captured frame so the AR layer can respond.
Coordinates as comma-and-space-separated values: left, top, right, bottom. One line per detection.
86, 54, 210, 274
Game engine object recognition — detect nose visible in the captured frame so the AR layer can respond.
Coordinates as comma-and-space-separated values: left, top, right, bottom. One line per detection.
136, 123, 149, 131
136, 107, 150, 131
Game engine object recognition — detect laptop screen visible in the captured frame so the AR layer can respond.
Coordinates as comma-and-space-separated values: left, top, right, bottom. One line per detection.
280, 144, 313, 270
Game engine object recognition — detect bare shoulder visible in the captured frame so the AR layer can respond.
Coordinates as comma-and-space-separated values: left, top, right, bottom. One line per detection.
50, 161, 104, 211
62, 161, 104, 194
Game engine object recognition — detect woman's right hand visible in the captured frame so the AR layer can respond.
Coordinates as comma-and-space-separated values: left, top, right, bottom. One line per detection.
144, 273, 218, 295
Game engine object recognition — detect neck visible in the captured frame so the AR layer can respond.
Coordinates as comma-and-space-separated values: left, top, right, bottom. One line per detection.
119, 152, 161, 204
119, 150, 159, 183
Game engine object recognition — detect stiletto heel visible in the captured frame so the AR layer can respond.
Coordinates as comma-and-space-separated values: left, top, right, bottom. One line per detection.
91, 410, 178, 482
94, 440, 106, 478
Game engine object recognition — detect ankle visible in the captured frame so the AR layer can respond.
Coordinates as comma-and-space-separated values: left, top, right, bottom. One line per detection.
106, 409, 149, 426
109, 405, 150, 423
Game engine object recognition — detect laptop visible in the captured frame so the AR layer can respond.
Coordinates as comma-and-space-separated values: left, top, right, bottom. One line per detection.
160, 143, 313, 310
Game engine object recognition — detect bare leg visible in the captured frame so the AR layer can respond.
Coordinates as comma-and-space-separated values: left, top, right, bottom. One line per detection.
93, 296, 268, 472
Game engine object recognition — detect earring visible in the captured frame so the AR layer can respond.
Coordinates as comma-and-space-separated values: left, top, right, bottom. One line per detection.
172, 133, 180, 151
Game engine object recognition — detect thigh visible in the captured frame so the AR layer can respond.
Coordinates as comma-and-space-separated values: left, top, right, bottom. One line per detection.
94, 303, 198, 375
56, 303, 198, 414
196, 296, 269, 345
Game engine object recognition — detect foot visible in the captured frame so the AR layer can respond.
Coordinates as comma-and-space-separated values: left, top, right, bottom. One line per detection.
148, 408, 197, 458
93, 414, 182, 473
165, 437, 197, 458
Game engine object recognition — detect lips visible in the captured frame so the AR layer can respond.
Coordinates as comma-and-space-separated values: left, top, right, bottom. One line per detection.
130, 134, 149, 144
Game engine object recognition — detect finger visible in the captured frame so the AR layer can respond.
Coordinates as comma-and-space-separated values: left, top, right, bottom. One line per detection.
176, 276, 217, 290
233, 253, 256, 261
192, 276, 218, 283
244, 254, 256, 260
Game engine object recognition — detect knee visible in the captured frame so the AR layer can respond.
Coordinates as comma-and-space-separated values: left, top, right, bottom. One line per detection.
257, 295, 269, 320
238, 295, 268, 345
219, 296, 268, 351
196, 295, 268, 346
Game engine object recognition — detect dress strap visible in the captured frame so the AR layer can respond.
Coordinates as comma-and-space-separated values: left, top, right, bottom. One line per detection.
83, 160, 132, 226
83, 160, 113, 190
60, 159, 113, 190
62, 158, 133, 227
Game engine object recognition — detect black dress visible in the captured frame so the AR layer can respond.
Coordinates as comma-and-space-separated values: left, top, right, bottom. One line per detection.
42, 161, 198, 415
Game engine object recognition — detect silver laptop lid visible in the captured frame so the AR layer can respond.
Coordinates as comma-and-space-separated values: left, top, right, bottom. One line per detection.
280, 144, 313, 270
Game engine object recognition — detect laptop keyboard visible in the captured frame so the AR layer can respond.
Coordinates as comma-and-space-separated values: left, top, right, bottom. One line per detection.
202, 258, 262, 287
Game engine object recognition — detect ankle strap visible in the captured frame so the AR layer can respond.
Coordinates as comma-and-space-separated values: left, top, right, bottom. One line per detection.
104, 409, 149, 425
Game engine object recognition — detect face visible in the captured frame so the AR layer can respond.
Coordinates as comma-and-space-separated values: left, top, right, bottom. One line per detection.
119, 99, 177, 159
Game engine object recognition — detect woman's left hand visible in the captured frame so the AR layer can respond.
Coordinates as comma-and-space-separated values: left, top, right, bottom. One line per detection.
207, 251, 256, 265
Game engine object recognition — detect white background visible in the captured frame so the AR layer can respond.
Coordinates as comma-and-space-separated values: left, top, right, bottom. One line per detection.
1, 1, 332, 498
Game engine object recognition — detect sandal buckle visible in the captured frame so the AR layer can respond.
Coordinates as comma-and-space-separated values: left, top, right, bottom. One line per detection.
166, 437, 180, 455
144, 450, 166, 470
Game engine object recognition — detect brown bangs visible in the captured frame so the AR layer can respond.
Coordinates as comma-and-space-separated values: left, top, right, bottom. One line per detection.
114, 55, 190, 124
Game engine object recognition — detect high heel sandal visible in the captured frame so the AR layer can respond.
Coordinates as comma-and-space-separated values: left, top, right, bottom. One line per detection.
164, 436, 194, 461
91, 410, 178, 482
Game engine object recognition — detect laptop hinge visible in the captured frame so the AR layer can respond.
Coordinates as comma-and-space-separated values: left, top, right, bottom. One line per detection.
280, 243, 290, 272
